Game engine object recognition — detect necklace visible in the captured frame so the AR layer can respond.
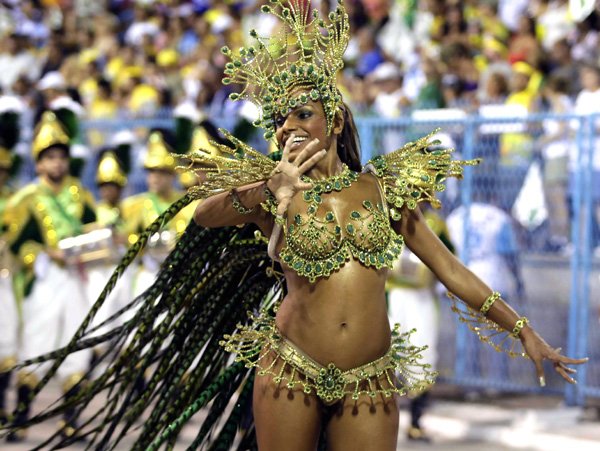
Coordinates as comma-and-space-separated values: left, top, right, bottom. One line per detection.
301, 164, 359, 205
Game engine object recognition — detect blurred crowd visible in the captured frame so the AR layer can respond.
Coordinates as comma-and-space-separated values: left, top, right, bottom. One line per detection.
0, 0, 599, 123
0, 0, 599, 252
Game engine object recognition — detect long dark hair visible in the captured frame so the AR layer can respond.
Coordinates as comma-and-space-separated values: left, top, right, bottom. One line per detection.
337, 102, 361, 172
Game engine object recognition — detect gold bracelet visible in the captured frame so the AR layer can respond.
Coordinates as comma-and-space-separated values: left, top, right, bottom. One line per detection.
480, 291, 501, 315
229, 189, 254, 215
511, 316, 529, 338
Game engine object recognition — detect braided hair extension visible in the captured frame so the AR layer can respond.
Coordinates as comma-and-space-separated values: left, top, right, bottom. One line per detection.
1, 192, 279, 449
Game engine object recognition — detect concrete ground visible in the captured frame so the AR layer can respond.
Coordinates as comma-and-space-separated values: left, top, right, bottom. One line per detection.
2, 382, 599, 450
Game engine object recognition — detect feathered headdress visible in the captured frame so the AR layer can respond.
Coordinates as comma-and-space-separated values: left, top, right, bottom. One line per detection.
221, 0, 350, 139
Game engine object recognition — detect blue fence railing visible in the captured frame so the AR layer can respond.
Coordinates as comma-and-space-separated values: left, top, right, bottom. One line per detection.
31, 111, 599, 405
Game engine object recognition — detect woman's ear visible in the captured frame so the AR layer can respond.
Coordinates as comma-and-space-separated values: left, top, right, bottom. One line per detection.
332, 107, 345, 135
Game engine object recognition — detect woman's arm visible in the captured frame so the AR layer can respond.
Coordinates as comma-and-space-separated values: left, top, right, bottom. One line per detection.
395, 205, 587, 384
194, 134, 327, 230
193, 180, 271, 229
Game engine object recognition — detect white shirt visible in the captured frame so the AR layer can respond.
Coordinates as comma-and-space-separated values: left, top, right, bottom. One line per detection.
447, 203, 519, 299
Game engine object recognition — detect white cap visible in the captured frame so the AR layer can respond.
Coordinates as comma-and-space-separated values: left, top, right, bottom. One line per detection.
0, 95, 25, 114
173, 102, 202, 123
110, 130, 137, 147
49, 96, 84, 117
37, 71, 66, 91
370, 62, 402, 82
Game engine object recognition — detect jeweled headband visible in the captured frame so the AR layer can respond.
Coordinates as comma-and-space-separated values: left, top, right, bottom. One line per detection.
221, 0, 349, 140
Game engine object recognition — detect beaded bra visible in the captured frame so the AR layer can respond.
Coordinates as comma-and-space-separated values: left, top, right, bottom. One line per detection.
274, 164, 404, 282
185, 130, 480, 282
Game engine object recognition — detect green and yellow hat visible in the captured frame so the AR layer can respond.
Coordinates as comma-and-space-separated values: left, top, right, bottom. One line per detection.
96, 150, 127, 187
143, 131, 176, 172
32, 111, 70, 161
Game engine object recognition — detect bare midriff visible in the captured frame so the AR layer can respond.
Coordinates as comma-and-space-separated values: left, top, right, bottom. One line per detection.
275, 259, 391, 371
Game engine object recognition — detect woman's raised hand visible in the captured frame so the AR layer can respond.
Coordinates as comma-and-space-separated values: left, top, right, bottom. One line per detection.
520, 328, 588, 386
267, 134, 327, 217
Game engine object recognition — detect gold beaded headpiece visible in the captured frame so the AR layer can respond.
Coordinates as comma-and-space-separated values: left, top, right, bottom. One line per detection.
221, 0, 349, 140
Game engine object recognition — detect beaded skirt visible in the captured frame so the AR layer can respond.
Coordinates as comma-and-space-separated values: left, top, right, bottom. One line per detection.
220, 311, 437, 405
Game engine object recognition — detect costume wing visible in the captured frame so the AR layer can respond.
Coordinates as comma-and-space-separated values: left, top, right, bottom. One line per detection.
365, 131, 479, 220
185, 128, 277, 200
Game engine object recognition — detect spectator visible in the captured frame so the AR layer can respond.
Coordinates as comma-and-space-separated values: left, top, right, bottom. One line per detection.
571, 63, 600, 251
547, 38, 581, 96
0, 32, 41, 93
508, 14, 542, 67
477, 37, 512, 104
354, 26, 385, 78
538, 75, 573, 251
570, 11, 599, 63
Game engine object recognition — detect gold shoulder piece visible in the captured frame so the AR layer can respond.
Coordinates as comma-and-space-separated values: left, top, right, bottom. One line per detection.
366, 131, 479, 220
182, 129, 276, 200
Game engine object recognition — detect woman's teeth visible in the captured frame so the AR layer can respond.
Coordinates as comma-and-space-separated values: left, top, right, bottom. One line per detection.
292, 136, 308, 145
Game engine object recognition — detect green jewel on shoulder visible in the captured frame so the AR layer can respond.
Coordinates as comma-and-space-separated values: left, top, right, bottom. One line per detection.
350, 211, 361, 219
325, 211, 334, 221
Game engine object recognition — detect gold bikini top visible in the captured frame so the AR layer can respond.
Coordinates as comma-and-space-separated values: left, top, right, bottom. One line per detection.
184, 129, 480, 282
273, 165, 404, 282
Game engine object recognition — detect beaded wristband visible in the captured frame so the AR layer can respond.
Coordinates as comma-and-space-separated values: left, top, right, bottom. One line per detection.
511, 316, 529, 338
261, 182, 279, 216
480, 291, 501, 315
229, 189, 255, 215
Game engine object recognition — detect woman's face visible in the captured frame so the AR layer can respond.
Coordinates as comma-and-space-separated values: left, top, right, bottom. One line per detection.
274, 99, 333, 163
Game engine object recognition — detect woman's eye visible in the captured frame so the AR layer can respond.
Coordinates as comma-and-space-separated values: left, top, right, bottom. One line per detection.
298, 110, 312, 119
274, 116, 286, 128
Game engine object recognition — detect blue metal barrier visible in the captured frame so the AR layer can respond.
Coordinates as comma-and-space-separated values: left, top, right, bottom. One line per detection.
75, 111, 599, 405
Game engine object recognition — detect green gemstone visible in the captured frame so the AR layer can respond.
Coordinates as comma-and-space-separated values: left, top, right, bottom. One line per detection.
315, 264, 322, 273
325, 212, 334, 221
293, 261, 304, 270
363, 200, 372, 208
314, 194, 322, 203
411, 191, 420, 198
334, 226, 341, 235
350, 211, 360, 219
305, 264, 312, 273
326, 261, 333, 270
303, 191, 312, 201
370, 255, 376, 264
294, 214, 302, 225
334, 181, 342, 190
325, 376, 334, 389
346, 224, 354, 234
283, 255, 292, 263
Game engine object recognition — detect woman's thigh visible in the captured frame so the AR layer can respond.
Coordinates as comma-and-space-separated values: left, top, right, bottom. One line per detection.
326, 393, 399, 451
253, 368, 323, 451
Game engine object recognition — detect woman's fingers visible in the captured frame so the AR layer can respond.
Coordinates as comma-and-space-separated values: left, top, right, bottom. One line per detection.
298, 149, 327, 174
276, 197, 291, 217
292, 138, 321, 168
281, 134, 295, 163
533, 356, 545, 387
554, 363, 576, 384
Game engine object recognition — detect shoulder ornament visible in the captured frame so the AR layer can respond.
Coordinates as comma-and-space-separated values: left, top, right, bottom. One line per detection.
365, 131, 480, 221
182, 129, 277, 200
